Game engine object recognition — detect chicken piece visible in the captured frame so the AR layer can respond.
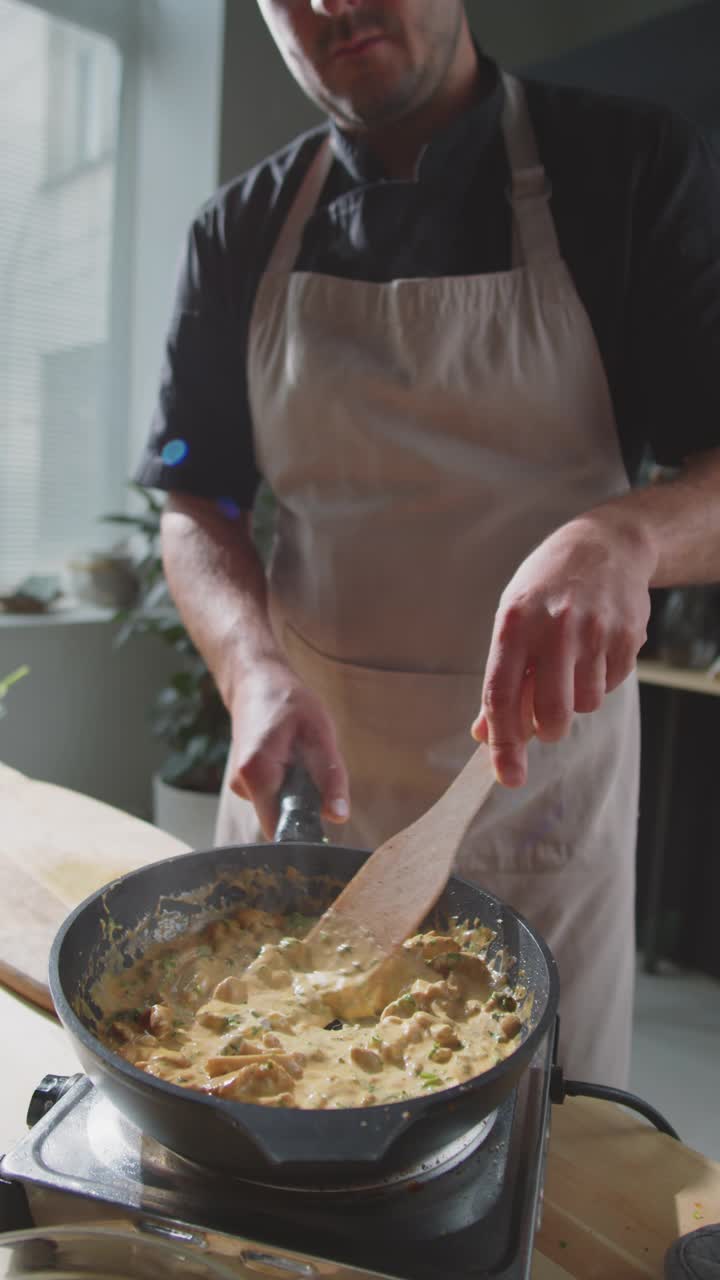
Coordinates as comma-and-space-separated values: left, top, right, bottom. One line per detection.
206, 1051, 306, 1080
380, 992, 419, 1020
196, 1000, 247, 1032
408, 979, 452, 1010
431, 1022, 464, 1050
350, 1046, 384, 1073
148, 1004, 174, 1038
263, 1010, 295, 1033
203, 1059, 297, 1101
379, 1019, 425, 1066
418, 934, 460, 961
145, 1048, 191, 1067
430, 950, 492, 994
212, 976, 247, 1004
428, 1046, 452, 1064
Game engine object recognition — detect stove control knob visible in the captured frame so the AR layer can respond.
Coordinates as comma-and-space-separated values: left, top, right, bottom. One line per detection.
26, 1073, 82, 1128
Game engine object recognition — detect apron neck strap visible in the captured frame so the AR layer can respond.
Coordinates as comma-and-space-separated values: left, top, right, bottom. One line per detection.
265, 135, 334, 277
501, 74, 560, 268
266, 80, 559, 277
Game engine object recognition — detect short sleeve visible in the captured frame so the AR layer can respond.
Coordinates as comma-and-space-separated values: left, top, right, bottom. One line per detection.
134, 212, 260, 509
623, 116, 720, 467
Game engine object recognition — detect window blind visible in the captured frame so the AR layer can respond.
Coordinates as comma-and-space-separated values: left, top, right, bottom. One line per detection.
0, 0, 121, 593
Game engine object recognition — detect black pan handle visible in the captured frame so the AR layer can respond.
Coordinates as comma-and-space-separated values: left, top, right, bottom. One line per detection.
225, 1101, 414, 1168
274, 760, 326, 844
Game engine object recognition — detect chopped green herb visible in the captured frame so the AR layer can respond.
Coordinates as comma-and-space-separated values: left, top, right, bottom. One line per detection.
195, 945, 213, 958
337, 943, 352, 954
420, 1073, 444, 1089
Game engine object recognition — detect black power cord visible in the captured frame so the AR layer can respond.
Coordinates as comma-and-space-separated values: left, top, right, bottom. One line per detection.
550, 1066, 681, 1141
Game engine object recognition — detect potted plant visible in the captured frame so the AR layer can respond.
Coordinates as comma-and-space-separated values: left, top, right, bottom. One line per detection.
102, 486, 231, 847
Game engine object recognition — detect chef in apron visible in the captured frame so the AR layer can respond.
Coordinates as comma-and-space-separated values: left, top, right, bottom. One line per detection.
210, 55, 642, 1090
148, 0, 708, 1090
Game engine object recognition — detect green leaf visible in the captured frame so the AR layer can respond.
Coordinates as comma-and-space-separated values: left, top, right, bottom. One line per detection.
0, 666, 30, 698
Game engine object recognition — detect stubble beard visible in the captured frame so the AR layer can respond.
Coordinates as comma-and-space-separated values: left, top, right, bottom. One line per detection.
308, 3, 465, 132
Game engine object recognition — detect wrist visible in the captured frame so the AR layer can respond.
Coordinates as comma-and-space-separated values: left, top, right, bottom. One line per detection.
569, 504, 660, 582
218, 621, 289, 710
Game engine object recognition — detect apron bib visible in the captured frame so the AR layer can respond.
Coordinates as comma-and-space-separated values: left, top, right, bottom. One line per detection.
216, 77, 640, 1086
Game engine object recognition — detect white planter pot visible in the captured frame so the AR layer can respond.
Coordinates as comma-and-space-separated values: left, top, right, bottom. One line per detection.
152, 774, 220, 849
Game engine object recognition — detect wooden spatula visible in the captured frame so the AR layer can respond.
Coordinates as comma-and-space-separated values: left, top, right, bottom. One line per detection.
307, 744, 496, 956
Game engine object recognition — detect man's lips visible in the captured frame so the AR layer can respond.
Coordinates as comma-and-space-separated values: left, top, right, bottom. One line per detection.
330, 33, 388, 59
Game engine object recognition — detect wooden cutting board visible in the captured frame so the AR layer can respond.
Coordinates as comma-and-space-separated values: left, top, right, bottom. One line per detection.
0, 763, 189, 1013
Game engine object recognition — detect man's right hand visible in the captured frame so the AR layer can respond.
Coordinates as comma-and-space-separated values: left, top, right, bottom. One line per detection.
227, 659, 350, 839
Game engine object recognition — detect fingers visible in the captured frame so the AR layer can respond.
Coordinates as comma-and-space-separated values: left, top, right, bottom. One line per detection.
231, 749, 290, 840
476, 614, 534, 787
533, 635, 575, 743
472, 666, 536, 782
574, 651, 608, 713
298, 721, 351, 827
230, 692, 351, 839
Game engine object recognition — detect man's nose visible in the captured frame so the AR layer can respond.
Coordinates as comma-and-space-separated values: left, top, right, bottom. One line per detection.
310, 0, 364, 15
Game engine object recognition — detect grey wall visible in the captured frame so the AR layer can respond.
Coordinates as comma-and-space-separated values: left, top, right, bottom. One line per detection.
530, 1, 720, 130
219, 1, 320, 182
219, 0, 701, 181
0, 616, 176, 819
465, 0, 701, 67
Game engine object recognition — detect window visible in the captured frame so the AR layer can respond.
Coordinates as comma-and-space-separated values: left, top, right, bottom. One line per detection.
46, 23, 120, 180
0, 0, 123, 593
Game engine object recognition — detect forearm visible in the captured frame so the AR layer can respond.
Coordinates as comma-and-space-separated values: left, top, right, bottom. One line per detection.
576, 446, 720, 589
160, 494, 283, 709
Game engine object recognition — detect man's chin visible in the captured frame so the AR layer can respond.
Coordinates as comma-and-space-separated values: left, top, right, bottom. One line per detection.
328, 84, 420, 132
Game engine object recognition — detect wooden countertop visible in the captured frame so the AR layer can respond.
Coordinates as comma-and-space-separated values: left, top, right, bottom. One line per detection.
1, 766, 719, 1277
536, 1097, 720, 1277
637, 657, 720, 698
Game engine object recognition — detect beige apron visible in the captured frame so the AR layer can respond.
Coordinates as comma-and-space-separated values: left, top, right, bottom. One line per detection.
216, 76, 640, 1087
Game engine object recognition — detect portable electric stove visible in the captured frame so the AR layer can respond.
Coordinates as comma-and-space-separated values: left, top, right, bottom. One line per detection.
0, 1027, 553, 1280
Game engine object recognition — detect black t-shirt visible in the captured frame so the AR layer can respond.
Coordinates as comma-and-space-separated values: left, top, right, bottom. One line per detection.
135, 56, 720, 509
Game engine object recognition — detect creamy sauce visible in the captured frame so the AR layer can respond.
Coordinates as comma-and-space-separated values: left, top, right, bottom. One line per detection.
97, 910, 526, 1109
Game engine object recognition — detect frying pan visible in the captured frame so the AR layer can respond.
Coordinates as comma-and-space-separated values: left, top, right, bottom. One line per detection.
49, 771, 559, 1187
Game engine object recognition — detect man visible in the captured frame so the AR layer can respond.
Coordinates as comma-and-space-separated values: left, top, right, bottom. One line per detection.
136, 0, 720, 1086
